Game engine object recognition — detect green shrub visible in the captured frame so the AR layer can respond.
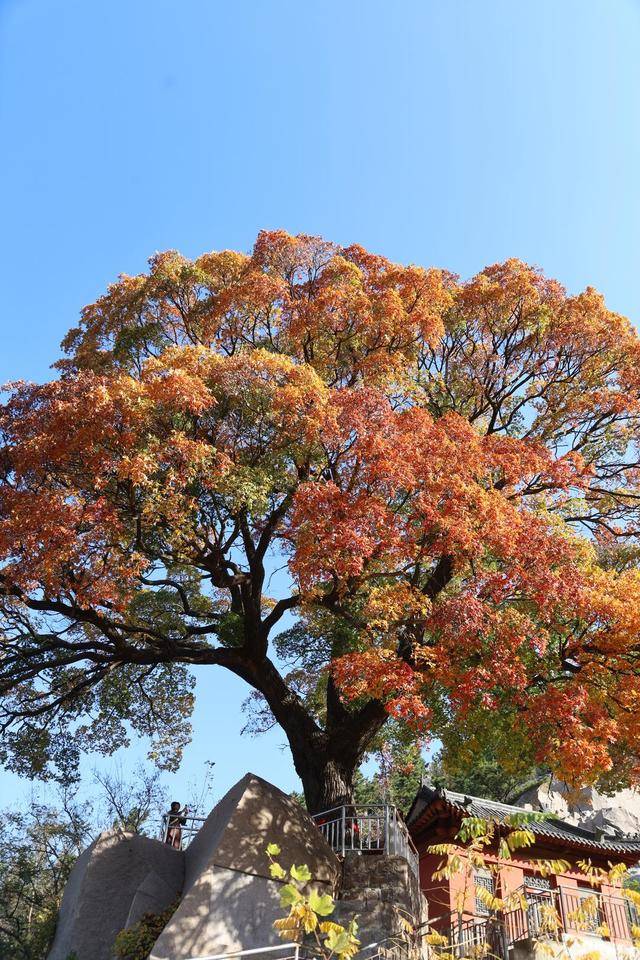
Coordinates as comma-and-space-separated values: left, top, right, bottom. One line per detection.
113, 901, 178, 960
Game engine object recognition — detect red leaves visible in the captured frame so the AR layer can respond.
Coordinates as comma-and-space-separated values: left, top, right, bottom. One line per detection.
6, 231, 640, 789
332, 650, 433, 733
524, 685, 619, 785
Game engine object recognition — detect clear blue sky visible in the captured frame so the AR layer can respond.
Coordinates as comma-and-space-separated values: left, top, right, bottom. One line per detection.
2, 0, 640, 812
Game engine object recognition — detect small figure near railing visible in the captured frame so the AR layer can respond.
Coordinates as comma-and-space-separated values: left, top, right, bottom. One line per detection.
311, 803, 419, 879
160, 803, 206, 850
164, 801, 189, 848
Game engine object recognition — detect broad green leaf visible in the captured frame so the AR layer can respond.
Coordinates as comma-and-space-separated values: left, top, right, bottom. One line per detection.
309, 889, 335, 916
290, 863, 312, 884
280, 883, 302, 907
324, 928, 352, 954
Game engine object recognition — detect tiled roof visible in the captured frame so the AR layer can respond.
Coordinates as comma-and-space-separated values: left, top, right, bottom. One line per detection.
406, 785, 640, 856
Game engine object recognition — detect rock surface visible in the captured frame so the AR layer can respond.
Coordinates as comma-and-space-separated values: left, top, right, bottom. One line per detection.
150, 772, 340, 960
46, 829, 184, 960
516, 778, 640, 838
47, 773, 423, 960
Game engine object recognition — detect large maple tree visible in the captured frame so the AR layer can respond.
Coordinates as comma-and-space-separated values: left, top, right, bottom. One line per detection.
2, 231, 640, 811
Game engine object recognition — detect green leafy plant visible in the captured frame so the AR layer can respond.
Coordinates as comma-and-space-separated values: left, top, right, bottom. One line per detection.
266, 843, 360, 960
114, 901, 178, 960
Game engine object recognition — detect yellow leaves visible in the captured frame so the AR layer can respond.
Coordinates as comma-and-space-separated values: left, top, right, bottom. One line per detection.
457, 817, 495, 844
462, 942, 491, 959
195, 248, 250, 284
474, 885, 506, 913
292, 902, 320, 935
424, 930, 450, 947
502, 829, 535, 853
536, 943, 562, 960
577, 859, 629, 888
427, 843, 458, 856
397, 912, 415, 935
536, 903, 562, 936
274, 916, 304, 939
432, 855, 466, 881
267, 844, 359, 960
361, 583, 431, 638
623, 889, 640, 910
532, 859, 571, 878
503, 889, 529, 913
566, 896, 599, 931
468, 850, 490, 870
497, 838, 511, 861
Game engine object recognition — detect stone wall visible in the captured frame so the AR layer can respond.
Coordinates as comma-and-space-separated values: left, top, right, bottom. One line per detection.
333, 853, 426, 954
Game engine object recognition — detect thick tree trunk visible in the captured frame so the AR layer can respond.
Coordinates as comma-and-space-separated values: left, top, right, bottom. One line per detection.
284, 698, 390, 813
219, 650, 389, 815
295, 751, 357, 814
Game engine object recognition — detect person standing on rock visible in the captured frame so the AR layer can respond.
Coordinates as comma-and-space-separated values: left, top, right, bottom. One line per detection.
165, 801, 188, 849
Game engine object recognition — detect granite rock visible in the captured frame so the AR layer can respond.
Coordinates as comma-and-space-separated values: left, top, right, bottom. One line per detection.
46, 829, 184, 960
516, 779, 640, 838
150, 773, 340, 960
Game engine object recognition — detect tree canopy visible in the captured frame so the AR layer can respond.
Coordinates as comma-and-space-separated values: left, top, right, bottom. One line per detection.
2, 230, 640, 808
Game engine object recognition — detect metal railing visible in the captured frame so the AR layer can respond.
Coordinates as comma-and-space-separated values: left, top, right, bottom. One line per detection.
185, 937, 415, 960
311, 804, 420, 879
446, 915, 508, 960
159, 811, 207, 850
552, 886, 639, 942
186, 944, 304, 960
429, 885, 640, 960
504, 885, 640, 943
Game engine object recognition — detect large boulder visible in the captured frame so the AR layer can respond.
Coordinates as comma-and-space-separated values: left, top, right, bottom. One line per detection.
47, 828, 184, 960
516, 779, 640, 838
150, 773, 340, 960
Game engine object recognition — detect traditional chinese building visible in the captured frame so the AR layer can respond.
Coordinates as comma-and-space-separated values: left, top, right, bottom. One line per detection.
406, 785, 640, 958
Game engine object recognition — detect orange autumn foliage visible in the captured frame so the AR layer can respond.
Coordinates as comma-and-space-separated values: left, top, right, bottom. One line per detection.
3, 230, 640, 796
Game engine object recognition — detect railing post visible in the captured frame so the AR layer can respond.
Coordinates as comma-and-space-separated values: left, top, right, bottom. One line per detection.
384, 805, 390, 854
391, 806, 397, 856
341, 805, 346, 858
558, 888, 568, 936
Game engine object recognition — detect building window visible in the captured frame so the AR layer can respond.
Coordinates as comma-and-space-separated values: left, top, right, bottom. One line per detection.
474, 870, 496, 915
525, 876, 552, 893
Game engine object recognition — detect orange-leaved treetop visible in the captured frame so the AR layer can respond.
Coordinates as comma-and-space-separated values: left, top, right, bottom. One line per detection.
2, 231, 640, 810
